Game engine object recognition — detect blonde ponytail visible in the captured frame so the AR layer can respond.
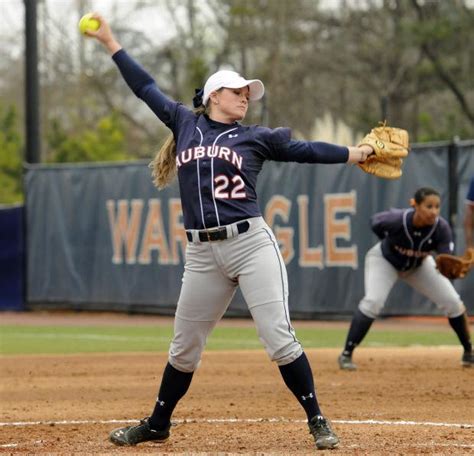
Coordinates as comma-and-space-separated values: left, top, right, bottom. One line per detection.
149, 134, 177, 189
149, 106, 207, 189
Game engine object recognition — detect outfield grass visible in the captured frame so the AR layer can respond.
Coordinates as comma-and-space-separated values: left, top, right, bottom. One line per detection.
0, 325, 460, 355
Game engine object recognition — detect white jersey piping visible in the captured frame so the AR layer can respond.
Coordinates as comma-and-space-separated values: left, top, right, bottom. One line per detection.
195, 127, 206, 228
210, 127, 238, 227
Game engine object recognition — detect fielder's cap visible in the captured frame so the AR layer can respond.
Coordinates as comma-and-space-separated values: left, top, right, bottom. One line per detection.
202, 70, 265, 106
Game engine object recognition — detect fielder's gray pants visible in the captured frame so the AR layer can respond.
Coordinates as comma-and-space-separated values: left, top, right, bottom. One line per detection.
359, 242, 466, 319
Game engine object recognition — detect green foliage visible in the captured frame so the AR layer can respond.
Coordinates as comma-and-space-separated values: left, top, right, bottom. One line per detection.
418, 110, 472, 142
2, 0, 473, 160
47, 111, 129, 163
0, 104, 23, 204
187, 55, 209, 93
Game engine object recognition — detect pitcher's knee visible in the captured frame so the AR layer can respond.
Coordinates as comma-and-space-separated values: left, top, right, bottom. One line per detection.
359, 298, 383, 319
168, 350, 200, 373
445, 300, 466, 319
269, 341, 303, 366
168, 339, 203, 372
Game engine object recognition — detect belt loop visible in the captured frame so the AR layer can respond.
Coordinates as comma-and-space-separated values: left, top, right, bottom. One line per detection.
187, 230, 200, 243
243, 219, 251, 232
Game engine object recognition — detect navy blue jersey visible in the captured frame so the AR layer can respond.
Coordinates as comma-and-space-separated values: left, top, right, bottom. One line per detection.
371, 208, 453, 271
113, 49, 349, 229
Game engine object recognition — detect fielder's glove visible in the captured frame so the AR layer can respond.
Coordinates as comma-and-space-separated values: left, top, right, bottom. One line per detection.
357, 123, 409, 179
435, 248, 474, 279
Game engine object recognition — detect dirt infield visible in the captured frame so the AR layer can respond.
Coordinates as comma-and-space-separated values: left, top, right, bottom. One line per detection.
1, 314, 473, 454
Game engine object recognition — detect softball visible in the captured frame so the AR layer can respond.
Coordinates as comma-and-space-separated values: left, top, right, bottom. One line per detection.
78, 13, 100, 35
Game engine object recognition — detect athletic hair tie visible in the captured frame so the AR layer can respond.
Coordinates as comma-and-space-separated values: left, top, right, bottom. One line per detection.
193, 88, 204, 108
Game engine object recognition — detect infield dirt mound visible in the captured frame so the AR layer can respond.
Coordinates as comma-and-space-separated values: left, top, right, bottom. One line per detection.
1, 347, 473, 454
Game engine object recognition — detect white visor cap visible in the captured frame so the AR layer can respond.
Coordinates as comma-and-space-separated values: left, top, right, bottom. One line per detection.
202, 70, 265, 106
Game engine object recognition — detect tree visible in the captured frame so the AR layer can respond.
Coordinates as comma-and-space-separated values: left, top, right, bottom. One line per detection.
47, 111, 129, 163
410, 0, 474, 138
0, 104, 23, 204
2, 0, 473, 164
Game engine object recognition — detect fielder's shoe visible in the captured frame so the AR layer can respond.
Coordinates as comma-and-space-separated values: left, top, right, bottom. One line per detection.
109, 417, 170, 446
461, 351, 474, 367
338, 353, 357, 371
308, 415, 339, 450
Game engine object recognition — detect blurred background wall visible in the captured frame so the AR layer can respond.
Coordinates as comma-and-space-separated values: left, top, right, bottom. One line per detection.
1, 0, 473, 315
22, 142, 474, 317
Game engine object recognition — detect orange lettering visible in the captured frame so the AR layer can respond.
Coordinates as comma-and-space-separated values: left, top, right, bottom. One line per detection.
324, 191, 358, 268
297, 195, 323, 268
265, 196, 294, 264
138, 199, 170, 264
107, 199, 143, 264
169, 199, 186, 264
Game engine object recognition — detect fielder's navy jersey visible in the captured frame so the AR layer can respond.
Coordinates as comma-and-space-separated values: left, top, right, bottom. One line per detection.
371, 208, 453, 271
113, 49, 349, 229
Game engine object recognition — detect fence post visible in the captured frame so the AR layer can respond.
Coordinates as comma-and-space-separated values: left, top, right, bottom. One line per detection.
447, 137, 459, 240
25, 0, 41, 164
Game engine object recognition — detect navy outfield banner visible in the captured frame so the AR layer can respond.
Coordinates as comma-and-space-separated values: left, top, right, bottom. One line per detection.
25, 144, 474, 317
0, 204, 25, 310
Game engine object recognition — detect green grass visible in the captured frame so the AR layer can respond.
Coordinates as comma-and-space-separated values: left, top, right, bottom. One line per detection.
0, 325, 460, 355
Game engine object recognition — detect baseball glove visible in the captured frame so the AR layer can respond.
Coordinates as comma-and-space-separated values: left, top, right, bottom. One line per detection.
435, 248, 474, 279
357, 123, 409, 179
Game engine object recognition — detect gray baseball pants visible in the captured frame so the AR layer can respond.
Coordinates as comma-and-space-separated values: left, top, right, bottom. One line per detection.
359, 242, 466, 319
169, 217, 303, 372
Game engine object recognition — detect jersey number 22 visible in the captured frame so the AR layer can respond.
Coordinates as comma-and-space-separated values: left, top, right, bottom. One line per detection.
214, 175, 246, 199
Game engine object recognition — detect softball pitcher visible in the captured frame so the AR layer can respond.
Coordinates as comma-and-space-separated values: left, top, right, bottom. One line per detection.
338, 187, 473, 371
87, 14, 376, 450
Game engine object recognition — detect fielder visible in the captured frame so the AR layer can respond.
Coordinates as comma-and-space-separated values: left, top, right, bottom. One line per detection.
85, 14, 407, 450
338, 187, 474, 371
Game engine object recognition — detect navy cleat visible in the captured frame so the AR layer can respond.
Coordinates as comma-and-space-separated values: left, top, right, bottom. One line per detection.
461, 351, 474, 367
109, 417, 170, 446
338, 353, 357, 371
308, 415, 340, 450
